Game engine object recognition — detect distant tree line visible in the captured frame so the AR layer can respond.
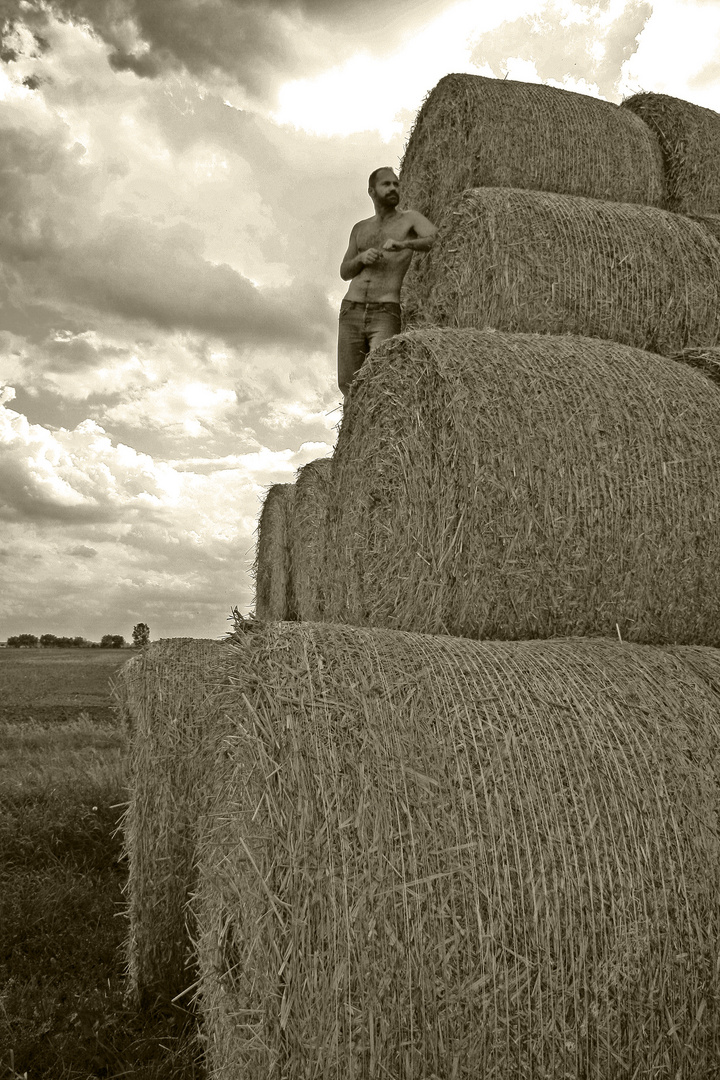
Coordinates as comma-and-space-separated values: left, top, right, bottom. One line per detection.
5, 625, 151, 648
5, 633, 127, 648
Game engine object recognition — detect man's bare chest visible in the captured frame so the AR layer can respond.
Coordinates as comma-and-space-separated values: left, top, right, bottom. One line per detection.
357, 214, 414, 251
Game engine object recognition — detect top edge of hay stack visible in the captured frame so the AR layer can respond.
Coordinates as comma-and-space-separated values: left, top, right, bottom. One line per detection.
399, 73, 666, 231
622, 91, 720, 215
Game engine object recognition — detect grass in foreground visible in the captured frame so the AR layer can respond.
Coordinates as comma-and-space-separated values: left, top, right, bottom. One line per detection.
0, 714, 205, 1079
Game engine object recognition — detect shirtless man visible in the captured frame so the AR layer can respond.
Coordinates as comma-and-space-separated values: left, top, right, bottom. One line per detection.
337, 167, 437, 397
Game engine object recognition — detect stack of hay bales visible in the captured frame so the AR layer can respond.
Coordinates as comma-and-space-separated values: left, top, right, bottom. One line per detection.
399, 78, 720, 351
119, 75, 720, 1075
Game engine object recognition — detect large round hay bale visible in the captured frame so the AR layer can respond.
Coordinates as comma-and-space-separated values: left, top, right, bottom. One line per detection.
622, 92, 720, 215
399, 73, 666, 230
290, 457, 333, 622
191, 621, 720, 1079
322, 328, 720, 645
254, 483, 296, 621
113, 637, 226, 1008
672, 346, 720, 388
402, 186, 720, 356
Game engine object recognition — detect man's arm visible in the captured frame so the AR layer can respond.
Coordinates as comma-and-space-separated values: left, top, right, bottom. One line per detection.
383, 210, 438, 253
340, 224, 383, 280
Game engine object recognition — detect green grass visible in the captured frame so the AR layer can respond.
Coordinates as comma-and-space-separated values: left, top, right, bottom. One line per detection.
0, 651, 205, 1079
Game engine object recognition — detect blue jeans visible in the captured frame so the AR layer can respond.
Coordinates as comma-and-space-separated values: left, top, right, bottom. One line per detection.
337, 299, 402, 396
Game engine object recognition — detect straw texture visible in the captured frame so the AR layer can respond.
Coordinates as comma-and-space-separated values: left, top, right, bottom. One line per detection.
401, 186, 720, 356
191, 621, 720, 1079
291, 457, 333, 622
399, 73, 666, 231
254, 483, 297, 621
113, 637, 226, 1007
322, 327, 720, 644
672, 346, 720, 388
622, 92, 720, 215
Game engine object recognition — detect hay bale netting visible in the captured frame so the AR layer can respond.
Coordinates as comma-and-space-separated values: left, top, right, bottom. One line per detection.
401, 186, 720, 355
191, 621, 720, 1079
321, 328, 720, 644
113, 637, 226, 1008
254, 482, 296, 621
399, 73, 666, 230
622, 92, 720, 214
290, 457, 333, 622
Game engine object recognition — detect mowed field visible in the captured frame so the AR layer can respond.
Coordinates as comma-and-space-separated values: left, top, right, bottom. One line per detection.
0, 648, 204, 1079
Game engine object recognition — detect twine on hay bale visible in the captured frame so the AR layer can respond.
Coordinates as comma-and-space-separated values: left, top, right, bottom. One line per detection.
191, 621, 720, 1079
254, 483, 297, 621
399, 73, 666, 230
622, 92, 720, 215
322, 328, 720, 645
401, 186, 720, 356
113, 637, 226, 1008
290, 457, 333, 622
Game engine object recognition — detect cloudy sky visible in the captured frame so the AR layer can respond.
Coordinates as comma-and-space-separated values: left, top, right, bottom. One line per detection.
1, 0, 720, 643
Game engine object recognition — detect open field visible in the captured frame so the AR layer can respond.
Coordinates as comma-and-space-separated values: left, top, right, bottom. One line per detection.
0, 648, 130, 725
0, 648, 204, 1079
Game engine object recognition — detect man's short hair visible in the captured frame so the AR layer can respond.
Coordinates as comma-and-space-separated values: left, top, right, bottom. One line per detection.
368, 167, 396, 189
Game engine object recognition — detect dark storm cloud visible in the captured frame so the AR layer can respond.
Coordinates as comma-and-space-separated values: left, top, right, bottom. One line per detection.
0, 122, 334, 355
2, 0, 443, 100
52, 217, 335, 349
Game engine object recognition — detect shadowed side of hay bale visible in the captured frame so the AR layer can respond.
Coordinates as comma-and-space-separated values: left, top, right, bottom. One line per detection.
401, 187, 720, 355
399, 73, 666, 230
671, 346, 720, 388
622, 92, 720, 215
320, 328, 720, 644
254, 483, 296, 621
290, 457, 333, 622
191, 622, 720, 1079
113, 637, 227, 1009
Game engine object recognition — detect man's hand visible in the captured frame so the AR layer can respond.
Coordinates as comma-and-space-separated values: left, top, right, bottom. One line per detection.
382, 238, 406, 252
359, 247, 384, 265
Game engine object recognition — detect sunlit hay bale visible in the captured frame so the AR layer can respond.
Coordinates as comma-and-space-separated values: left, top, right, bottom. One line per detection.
191, 621, 720, 1080
253, 483, 297, 621
401, 186, 720, 356
622, 92, 720, 215
399, 73, 666, 230
113, 637, 227, 1009
321, 327, 720, 645
290, 457, 333, 622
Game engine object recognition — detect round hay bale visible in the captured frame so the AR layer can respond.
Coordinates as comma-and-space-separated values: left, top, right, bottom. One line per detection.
401, 186, 720, 356
622, 92, 720, 215
322, 327, 720, 645
254, 483, 297, 621
399, 73, 666, 230
191, 621, 720, 1079
290, 457, 333, 622
113, 637, 227, 1008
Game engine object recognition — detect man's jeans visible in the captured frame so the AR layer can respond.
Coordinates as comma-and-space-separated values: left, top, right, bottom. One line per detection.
337, 299, 402, 396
